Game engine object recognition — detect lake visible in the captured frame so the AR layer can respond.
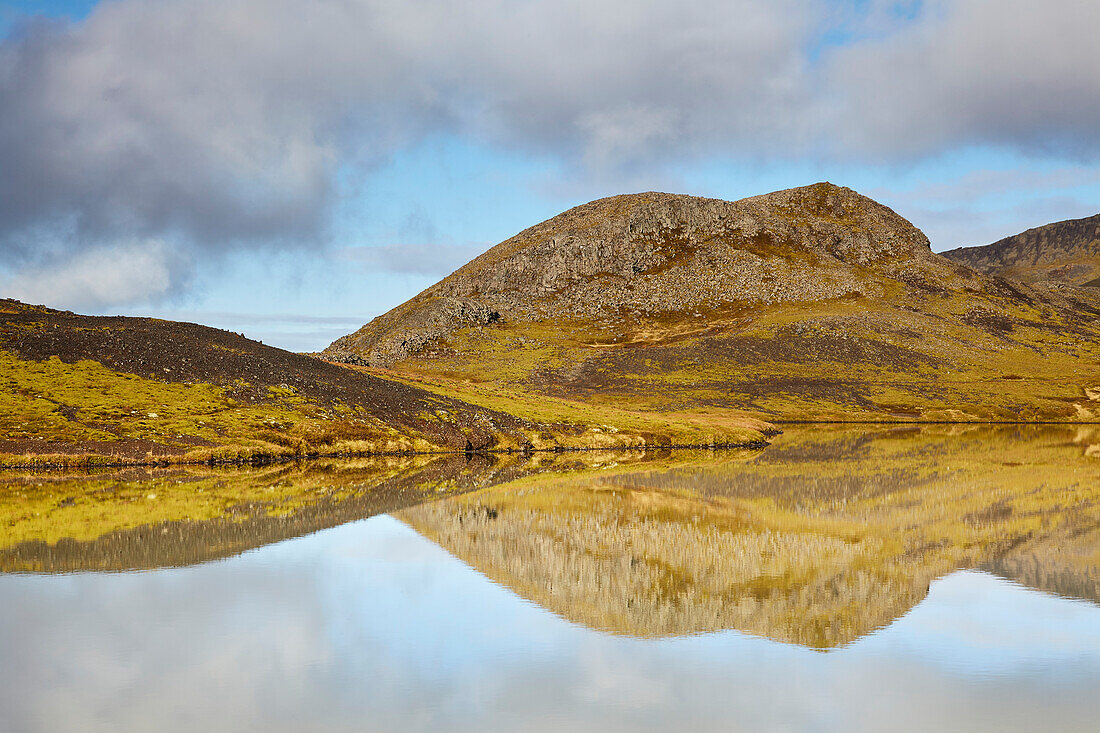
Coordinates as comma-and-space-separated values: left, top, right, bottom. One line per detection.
2, 425, 1098, 732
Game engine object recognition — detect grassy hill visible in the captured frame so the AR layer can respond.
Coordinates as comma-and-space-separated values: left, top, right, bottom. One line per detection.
326, 183, 1100, 422
0, 299, 770, 467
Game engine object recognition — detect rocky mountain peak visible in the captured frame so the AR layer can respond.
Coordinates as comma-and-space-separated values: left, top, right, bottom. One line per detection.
325, 183, 959, 366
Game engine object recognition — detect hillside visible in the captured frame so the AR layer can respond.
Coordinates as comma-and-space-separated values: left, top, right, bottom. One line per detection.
0, 300, 768, 466
944, 213, 1100, 286
325, 183, 1100, 422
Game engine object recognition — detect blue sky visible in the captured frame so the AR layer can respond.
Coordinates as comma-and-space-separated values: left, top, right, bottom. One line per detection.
1, 0, 1099, 350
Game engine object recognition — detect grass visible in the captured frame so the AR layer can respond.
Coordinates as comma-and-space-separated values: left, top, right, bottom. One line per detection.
0, 350, 445, 465
375, 294, 1100, 423
352, 361, 772, 449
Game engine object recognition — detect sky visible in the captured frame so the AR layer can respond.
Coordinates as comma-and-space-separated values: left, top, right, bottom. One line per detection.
1, 0, 1099, 351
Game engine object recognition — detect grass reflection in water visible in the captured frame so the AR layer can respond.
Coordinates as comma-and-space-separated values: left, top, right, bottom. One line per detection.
1, 425, 1097, 651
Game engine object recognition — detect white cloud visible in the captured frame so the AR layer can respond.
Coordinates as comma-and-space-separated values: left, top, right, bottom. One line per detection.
2, 239, 180, 310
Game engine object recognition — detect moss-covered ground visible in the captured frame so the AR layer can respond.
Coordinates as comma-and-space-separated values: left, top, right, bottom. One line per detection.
379, 291, 1100, 423
0, 299, 773, 467
0, 350, 440, 466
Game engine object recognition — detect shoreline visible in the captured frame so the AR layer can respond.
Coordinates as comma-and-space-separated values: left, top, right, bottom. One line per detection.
4, 418, 1098, 473
0, 438, 777, 473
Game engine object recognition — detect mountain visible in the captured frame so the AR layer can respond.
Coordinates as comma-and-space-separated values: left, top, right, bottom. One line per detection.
943, 213, 1100, 286
326, 183, 1100, 422
0, 300, 768, 466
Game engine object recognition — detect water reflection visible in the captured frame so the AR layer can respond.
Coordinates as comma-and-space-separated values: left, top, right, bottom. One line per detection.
1, 519, 1098, 732
1, 426, 1099, 731
397, 425, 1100, 647
0, 447, 758, 572
1, 426, 1097, 649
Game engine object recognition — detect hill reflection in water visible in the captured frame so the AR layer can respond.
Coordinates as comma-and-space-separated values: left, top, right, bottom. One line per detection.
1, 425, 1097, 649
397, 425, 1100, 648
0, 447, 760, 572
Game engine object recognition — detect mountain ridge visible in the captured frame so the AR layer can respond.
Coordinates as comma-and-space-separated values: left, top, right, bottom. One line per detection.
943, 212, 1100, 286
327, 182, 969, 367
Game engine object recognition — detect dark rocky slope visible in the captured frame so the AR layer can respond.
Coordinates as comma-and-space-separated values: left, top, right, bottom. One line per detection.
0, 300, 540, 461
944, 213, 1100, 286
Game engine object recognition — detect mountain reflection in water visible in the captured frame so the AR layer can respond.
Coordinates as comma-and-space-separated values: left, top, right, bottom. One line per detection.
2, 426, 1100, 732
1, 425, 1098, 650
397, 425, 1100, 647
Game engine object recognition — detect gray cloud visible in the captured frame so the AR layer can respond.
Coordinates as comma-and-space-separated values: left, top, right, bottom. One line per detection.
2, 0, 1099, 309
0, 0, 819, 306
825, 0, 1100, 159
0, 0, 815, 246
871, 167, 1100, 207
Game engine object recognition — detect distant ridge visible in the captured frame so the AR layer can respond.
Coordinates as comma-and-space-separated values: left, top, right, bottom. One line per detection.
943, 213, 1100, 286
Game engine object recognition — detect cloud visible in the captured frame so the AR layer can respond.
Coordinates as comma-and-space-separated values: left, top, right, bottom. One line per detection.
0, 0, 821, 306
872, 167, 1100, 207
1, 239, 185, 310
2, 0, 1100, 309
825, 0, 1100, 159
0, 0, 815, 241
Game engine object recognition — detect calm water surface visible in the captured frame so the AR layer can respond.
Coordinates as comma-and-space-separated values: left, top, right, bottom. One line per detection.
1, 426, 1098, 732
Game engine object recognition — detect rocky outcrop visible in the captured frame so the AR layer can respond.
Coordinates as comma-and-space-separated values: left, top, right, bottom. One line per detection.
327, 182, 977, 366
944, 213, 1100, 286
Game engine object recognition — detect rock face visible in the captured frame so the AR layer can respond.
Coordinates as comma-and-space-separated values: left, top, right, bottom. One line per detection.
943, 213, 1100, 286
327, 183, 971, 366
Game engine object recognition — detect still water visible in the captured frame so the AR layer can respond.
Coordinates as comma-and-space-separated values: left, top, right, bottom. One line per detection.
1, 426, 1098, 732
